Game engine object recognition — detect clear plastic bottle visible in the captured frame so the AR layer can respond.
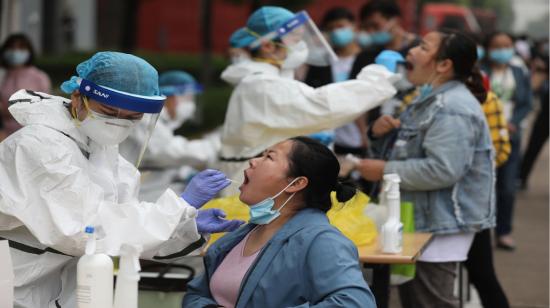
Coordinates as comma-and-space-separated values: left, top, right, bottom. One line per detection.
77, 226, 114, 308
381, 174, 403, 254
113, 244, 142, 308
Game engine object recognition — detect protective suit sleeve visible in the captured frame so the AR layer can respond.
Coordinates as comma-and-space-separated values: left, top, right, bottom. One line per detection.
221, 64, 396, 158
0, 127, 201, 257
133, 120, 220, 169
290, 230, 376, 307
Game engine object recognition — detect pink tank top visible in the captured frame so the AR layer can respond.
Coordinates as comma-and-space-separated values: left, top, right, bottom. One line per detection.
209, 231, 261, 308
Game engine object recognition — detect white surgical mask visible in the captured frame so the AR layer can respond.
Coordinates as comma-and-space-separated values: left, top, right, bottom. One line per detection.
282, 41, 309, 70
161, 98, 196, 130
4, 49, 30, 66
80, 109, 137, 145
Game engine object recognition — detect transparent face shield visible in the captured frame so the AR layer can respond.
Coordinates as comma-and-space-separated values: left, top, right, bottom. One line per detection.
250, 11, 337, 66
77, 78, 166, 168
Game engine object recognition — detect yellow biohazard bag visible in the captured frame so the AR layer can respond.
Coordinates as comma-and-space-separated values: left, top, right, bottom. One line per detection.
327, 190, 378, 246
202, 190, 377, 246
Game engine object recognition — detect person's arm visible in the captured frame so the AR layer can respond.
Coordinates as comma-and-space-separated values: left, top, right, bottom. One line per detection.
484, 93, 511, 167
182, 271, 220, 307
289, 230, 376, 308
127, 120, 220, 169
511, 66, 533, 129
384, 112, 478, 191
235, 64, 397, 137
0, 131, 201, 258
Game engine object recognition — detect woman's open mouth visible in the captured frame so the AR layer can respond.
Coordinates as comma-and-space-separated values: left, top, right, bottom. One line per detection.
404, 61, 413, 71
240, 170, 250, 190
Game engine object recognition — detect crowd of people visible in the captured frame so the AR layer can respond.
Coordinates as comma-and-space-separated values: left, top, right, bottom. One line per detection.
0, 1, 547, 308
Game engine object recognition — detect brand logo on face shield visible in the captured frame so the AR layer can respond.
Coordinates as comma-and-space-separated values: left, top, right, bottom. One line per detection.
93, 89, 110, 99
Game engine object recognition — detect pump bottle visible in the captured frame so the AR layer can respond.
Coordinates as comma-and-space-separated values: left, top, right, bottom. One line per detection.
113, 244, 142, 308
381, 174, 403, 254
77, 226, 114, 308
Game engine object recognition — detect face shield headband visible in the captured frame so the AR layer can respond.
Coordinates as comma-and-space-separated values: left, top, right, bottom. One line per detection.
78, 78, 166, 114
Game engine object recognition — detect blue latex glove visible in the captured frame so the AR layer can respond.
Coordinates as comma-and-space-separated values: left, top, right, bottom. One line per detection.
196, 209, 245, 234
180, 169, 230, 209
375, 50, 405, 73
308, 131, 334, 147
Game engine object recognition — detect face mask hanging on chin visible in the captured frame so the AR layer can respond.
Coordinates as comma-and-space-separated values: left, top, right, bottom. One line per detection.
249, 178, 300, 225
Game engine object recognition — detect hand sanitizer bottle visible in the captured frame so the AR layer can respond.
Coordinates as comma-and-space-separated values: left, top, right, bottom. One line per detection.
77, 226, 114, 308
113, 244, 142, 308
381, 174, 403, 253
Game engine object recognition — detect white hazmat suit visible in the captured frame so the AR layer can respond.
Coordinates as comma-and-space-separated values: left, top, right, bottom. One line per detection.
218, 61, 397, 195
0, 90, 204, 308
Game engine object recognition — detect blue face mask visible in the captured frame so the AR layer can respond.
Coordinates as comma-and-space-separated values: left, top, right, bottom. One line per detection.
249, 178, 299, 225
489, 48, 514, 64
371, 31, 393, 46
357, 31, 373, 48
477, 46, 485, 60
4, 49, 29, 66
418, 83, 433, 101
330, 27, 355, 48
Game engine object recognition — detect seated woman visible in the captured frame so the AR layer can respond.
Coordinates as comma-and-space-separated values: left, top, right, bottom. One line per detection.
182, 136, 376, 308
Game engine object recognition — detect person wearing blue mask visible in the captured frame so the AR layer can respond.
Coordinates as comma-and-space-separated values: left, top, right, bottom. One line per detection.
217, 6, 401, 196
0, 52, 243, 308
352, 30, 495, 308
184, 136, 376, 308
481, 32, 533, 251
120, 70, 222, 202
304, 7, 369, 184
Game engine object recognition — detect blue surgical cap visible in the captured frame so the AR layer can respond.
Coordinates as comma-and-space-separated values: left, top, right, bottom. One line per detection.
60, 51, 160, 96
159, 70, 202, 96
229, 27, 255, 48
246, 6, 294, 37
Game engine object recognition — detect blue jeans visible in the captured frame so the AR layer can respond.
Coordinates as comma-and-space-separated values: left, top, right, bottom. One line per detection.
496, 133, 521, 236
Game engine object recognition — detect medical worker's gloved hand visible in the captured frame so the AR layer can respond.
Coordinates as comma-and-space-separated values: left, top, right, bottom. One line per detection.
196, 209, 245, 234
180, 169, 230, 209
375, 50, 405, 73
308, 131, 334, 147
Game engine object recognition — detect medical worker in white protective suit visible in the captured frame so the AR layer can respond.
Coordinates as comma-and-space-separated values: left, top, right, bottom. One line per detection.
218, 6, 401, 196
0, 52, 243, 308
120, 70, 221, 202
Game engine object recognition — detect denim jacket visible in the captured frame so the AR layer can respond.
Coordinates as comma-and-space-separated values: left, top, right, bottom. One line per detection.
373, 81, 496, 234
182, 208, 376, 308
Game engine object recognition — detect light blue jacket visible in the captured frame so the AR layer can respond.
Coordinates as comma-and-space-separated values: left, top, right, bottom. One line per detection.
373, 81, 496, 234
182, 208, 376, 308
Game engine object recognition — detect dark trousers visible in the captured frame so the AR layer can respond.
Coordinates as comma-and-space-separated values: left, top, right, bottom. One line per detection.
496, 134, 521, 236
398, 261, 459, 308
465, 229, 510, 308
520, 104, 549, 185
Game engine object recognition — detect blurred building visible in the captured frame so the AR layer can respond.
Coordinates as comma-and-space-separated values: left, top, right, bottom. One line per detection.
0, 0, 96, 54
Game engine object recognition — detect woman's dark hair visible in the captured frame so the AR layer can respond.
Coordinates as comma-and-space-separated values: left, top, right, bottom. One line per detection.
321, 7, 355, 29
483, 31, 513, 50
359, 0, 401, 21
0, 33, 35, 68
286, 136, 356, 212
436, 29, 487, 103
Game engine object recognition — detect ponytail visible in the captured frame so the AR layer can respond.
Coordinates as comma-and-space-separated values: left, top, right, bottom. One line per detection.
464, 65, 487, 103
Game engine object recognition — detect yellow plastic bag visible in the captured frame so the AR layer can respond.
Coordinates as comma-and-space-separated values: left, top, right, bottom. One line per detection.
203, 190, 377, 246
201, 195, 250, 244
327, 190, 378, 246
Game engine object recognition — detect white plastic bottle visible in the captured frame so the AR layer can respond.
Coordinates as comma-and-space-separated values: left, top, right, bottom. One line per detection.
113, 244, 142, 308
77, 226, 114, 308
381, 174, 403, 254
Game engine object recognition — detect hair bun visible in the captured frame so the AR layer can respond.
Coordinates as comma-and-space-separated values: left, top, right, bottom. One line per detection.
335, 181, 357, 203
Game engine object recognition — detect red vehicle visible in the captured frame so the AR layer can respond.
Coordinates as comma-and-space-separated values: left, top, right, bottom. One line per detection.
420, 3, 481, 35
